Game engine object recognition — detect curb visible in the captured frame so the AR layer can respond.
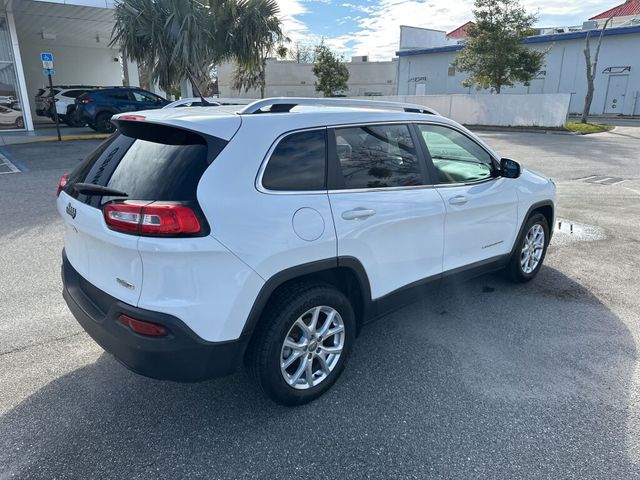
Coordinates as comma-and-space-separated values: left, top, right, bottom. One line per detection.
29, 134, 110, 143
0, 133, 110, 146
466, 125, 573, 135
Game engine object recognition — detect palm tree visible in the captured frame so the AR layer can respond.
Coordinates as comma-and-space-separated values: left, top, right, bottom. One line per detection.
214, 0, 288, 97
111, 0, 285, 96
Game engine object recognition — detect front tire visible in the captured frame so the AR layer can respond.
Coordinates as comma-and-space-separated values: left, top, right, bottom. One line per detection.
506, 212, 549, 282
247, 283, 356, 406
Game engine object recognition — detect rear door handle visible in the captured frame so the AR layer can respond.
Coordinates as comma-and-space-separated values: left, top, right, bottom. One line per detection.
448, 195, 468, 206
342, 208, 376, 220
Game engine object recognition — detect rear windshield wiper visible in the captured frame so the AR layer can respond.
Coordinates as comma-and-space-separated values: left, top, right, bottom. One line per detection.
71, 182, 128, 197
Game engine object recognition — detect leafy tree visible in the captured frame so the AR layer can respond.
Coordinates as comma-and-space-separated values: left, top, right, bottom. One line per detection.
288, 43, 315, 63
455, 0, 546, 94
312, 42, 349, 97
111, 0, 285, 96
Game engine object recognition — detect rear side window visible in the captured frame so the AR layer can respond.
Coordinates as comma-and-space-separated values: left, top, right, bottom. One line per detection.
332, 124, 422, 189
106, 91, 131, 101
262, 129, 326, 191
66, 127, 225, 208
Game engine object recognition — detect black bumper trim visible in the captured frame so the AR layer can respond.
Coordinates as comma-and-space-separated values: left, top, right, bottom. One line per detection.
62, 251, 249, 382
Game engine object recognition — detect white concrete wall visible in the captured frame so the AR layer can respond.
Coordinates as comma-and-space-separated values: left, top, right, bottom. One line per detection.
218, 59, 398, 98
397, 28, 640, 116
353, 94, 571, 127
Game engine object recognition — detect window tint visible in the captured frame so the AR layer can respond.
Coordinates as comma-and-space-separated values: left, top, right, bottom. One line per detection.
333, 124, 422, 189
262, 129, 326, 191
418, 124, 494, 184
106, 91, 132, 101
63, 90, 89, 99
133, 90, 160, 103
66, 130, 219, 208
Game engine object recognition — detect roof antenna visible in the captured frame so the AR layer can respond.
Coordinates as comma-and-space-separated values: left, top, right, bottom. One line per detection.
186, 71, 211, 106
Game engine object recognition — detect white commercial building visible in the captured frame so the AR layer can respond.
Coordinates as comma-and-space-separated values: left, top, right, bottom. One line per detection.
397, 2, 640, 116
217, 57, 398, 98
0, 0, 138, 131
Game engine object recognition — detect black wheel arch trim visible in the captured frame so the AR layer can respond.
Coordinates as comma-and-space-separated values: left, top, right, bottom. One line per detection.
510, 200, 555, 257
241, 256, 373, 336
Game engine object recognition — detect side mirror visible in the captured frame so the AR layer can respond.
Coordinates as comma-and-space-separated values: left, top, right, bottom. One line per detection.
500, 158, 521, 179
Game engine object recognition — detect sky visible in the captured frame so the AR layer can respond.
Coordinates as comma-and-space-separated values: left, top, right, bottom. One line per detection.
276, 0, 620, 60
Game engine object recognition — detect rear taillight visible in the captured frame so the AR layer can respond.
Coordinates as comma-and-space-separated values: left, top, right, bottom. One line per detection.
80, 98, 93, 104
118, 314, 167, 337
103, 201, 202, 236
118, 114, 145, 121
57, 173, 69, 196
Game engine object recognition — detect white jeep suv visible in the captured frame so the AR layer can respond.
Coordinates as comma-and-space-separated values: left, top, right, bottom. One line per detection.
57, 98, 556, 405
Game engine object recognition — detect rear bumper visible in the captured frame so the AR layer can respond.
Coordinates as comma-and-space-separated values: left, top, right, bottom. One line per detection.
62, 251, 250, 382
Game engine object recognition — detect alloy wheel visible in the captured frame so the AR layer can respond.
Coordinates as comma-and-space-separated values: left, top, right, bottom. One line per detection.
280, 305, 345, 390
520, 223, 545, 274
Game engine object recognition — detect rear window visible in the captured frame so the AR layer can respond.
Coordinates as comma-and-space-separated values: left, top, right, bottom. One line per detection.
63, 89, 90, 99
66, 126, 226, 208
262, 129, 326, 191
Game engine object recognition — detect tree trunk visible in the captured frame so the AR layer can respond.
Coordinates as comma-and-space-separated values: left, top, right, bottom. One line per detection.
582, 82, 594, 124
582, 14, 617, 123
495, 85, 501, 94
260, 60, 266, 98
582, 33, 593, 124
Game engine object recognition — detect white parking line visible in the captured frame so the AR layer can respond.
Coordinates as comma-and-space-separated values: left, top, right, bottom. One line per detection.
0, 152, 19, 174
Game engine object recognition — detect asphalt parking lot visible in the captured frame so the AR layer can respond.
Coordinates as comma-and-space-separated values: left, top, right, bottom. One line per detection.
1, 126, 639, 479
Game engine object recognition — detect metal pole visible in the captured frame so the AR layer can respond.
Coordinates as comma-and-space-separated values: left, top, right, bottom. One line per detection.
48, 73, 61, 141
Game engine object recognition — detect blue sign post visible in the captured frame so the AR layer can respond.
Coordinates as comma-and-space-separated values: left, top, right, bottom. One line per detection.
40, 52, 61, 141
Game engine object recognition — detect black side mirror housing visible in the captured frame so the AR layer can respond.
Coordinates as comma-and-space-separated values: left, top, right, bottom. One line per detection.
500, 158, 521, 179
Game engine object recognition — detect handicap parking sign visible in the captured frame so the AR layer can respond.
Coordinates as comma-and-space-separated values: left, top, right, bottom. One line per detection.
40, 52, 54, 62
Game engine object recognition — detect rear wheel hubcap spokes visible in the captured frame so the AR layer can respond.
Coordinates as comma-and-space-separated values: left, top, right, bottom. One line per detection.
280, 306, 345, 390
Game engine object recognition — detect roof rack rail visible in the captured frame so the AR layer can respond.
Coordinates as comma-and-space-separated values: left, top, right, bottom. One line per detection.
239, 97, 439, 115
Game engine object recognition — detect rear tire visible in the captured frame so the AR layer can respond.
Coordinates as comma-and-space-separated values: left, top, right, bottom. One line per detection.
94, 112, 115, 133
506, 212, 549, 282
246, 282, 356, 406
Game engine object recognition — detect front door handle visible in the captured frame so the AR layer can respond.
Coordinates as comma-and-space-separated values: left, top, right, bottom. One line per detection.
448, 195, 468, 206
342, 208, 376, 220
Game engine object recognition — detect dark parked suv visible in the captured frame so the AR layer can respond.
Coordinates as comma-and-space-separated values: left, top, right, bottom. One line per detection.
75, 87, 169, 133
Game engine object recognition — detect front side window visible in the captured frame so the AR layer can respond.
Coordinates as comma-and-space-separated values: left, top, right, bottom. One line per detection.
262, 129, 326, 191
133, 90, 160, 103
333, 124, 422, 189
417, 124, 494, 184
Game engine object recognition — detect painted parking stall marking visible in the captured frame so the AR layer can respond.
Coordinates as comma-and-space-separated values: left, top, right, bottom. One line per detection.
0, 151, 20, 174
577, 175, 626, 186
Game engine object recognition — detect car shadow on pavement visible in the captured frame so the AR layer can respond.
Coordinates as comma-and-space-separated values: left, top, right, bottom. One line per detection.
1, 267, 638, 479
